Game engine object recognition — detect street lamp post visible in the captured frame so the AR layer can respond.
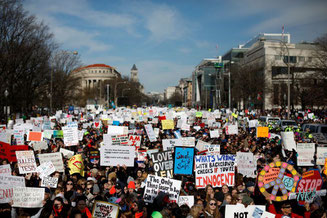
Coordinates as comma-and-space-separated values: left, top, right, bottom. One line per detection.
4, 89, 9, 125
114, 81, 126, 107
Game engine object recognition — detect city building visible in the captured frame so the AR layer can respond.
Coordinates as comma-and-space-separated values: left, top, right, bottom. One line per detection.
164, 86, 178, 100
191, 58, 224, 109
178, 77, 192, 107
130, 64, 139, 82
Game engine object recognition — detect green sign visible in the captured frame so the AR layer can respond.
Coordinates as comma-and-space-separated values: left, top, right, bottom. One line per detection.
214, 63, 224, 68
53, 130, 63, 138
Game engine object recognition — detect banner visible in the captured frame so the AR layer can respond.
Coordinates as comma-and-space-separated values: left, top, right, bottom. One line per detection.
37, 161, 56, 178
317, 147, 327, 165
27, 131, 43, 141
281, 132, 296, 151
256, 127, 269, 138
225, 124, 238, 135
38, 152, 64, 172
92, 201, 119, 218
16, 150, 37, 174
181, 137, 195, 147
162, 120, 174, 130
195, 154, 236, 188
12, 187, 44, 208
68, 154, 85, 176
41, 176, 58, 188
162, 139, 182, 151
100, 146, 135, 167
0, 142, 28, 162
236, 152, 256, 178
297, 143, 315, 166
110, 135, 129, 146
62, 127, 79, 146
144, 124, 157, 142
174, 147, 194, 175
143, 175, 181, 203
151, 151, 174, 178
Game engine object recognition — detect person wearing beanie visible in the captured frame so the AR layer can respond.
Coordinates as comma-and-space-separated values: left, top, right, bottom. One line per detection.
242, 195, 254, 207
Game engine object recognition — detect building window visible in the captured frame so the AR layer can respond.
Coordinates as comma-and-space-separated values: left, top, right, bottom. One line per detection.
298, 56, 305, 62
283, 56, 297, 63
275, 55, 282, 60
307, 57, 313, 62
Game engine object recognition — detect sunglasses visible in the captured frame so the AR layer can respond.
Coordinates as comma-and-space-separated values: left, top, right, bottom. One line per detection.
209, 203, 216, 206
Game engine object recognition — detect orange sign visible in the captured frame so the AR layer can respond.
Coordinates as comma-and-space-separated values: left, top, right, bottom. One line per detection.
27, 131, 43, 141
257, 127, 269, 138
263, 167, 280, 184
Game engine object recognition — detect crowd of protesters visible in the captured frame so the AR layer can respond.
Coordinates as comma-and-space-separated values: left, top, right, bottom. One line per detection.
0, 107, 327, 218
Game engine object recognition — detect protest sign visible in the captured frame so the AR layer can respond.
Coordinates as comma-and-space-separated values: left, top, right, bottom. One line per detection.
100, 146, 135, 167
12, 187, 44, 208
0, 175, 25, 187
92, 201, 119, 218
62, 126, 79, 146
103, 134, 112, 147
37, 161, 56, 178
13, 128, 24, 144
42, 121, 51, 130
41, 176, 58, 188
195, 154, 236, 188
317, 147, 327, 165
143, 175, 182, 203
162, 139, 182, 151
107, 126, 128, 135
281, 132, 296, 151
178, 196, 194, 208
16, 150, 37, 174
43, 130, 53, 139
263, 168, 280, 184
225, 204, 266, 218
256, 127, 269, 138
27, 131, 43, 141
68, 154, 85, 176
205, 144, 220, 155
296, 169, 323, 206
32, 141, 48, 151
128, 135, 141, 149
144, 124, 157, 142
0, 164, 11, 176
110, 135, 129, 146
209, 130, 219, 138
181, 137, 195, 147
249, 120, 258, 128
196, 140, 211, 153
151, 151, 174, 178
174, 147, 194, 175
236, 152, 256, 178
60, 148, 74, 159
162, 120, 174, 130
297, 143, 315, 166
181, 123, 190, 131
225, 124, 238, 135
0, 142, 28, 162
0, 185, 13, 203
53, 130, 63, 138
38, 152, 64, 172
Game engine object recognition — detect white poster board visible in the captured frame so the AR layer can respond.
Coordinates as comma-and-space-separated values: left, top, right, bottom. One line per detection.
38, 152, 64, 172
145, 124, 157, 142
297, 143, 315, 166
62, 127, 79, 146
317, 147, 327, 165
16, 150, 37, 174
41, 176, 58, 188
100, 146, 135, 167
162, 139, 182, 151
236, 152, 256, 178
281, 132, 296, 151
12, 187, 45, 208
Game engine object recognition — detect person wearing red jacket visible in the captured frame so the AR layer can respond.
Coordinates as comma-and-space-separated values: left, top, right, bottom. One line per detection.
267, 199, 311, 218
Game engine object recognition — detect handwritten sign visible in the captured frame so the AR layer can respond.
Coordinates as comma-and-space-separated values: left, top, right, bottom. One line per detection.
225, 205, 266, 218
62, 126, 79, 146
151, 151, 174, 178
37, 161, 56, 178
162, 120, 174, 130
128, 135, 141, 149
236, 152, 256, 178
27, 131, 43, 141
209, 130, 219, 138
32, 141, 48, 151
162, 139, 182, 151
13, 128, 24, 144
178, 196, 194, 208
0, 164, 11, 176
107, 126, 128, 135
297, 143, 314, 166
263, 167, 280, 184
0, 176, 25, 203
195, 154, 235, 188
41, 176, 58, 188
143, 175, 181, 203
173, 147, 194, 175
281, 132, 296, 151
38, 152, 64, 172
92, 201, 119, 218
144, 124, 157, 142
16, 150, 37, 174
257, 127, 269, 138
60, 148, 74, 159
317, 147, 327, 165
110, 135, 129, 146
181, 137, 195, 147
225, 124, 238, 135
12, 187, 44, 208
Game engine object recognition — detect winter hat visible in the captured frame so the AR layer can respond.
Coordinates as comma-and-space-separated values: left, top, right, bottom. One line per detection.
214, 192, 224, 202
128, 181, 136, 190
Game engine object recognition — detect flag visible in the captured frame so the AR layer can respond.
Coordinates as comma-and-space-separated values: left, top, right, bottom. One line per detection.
68, 154, 84, 176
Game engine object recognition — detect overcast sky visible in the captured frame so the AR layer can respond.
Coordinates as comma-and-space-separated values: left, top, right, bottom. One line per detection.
24, 0, 327, 92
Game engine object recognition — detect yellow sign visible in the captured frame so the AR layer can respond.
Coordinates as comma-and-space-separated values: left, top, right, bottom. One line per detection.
232, 113, 238, 118
257, 127, 269, 138
68, 154, 85, 176
324, 158, 327, 176
196, 112, 203, 118
162, 120, 174, 130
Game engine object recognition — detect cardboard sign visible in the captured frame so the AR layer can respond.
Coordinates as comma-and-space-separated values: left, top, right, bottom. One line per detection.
128, 135, 141, 149
43, 130, 53, 139
37, 161, 56, 178
225, 124, 238, 135
107, 126, 128, 135
174, 147, 195, 175
178, 196, 194, 208
196, 140, 211, 153
257, 127, 269, 138
236, 152, 256, 178
297, 143, 315, 166
143, 175, 181, 203
205, 144, 220, 155
41, 176, 58, 188
162, 120, 174, 130
32, 141, 48, 151
0, 175, 25, 203
317, 147, 327, 165
209, 130, 219, 138
296, 169, 323, 206
60, 148, 74, 159
13, 128, 24, 144
162, 139, 182, 151
281, 132, 296, 151
144, 124, 157, 142
151, 151, 174, 178
181, 137, 195, 147
62, 127, 79, 146
0, 164, 11, 176
38, 152, 64, 172
110, 135, 129, 146
225, 204, 266, 218
92, 201, 119, 218
12, 187, 44, 208
16, 150, 37, 174
27, 131, 43, 141
100, 146, 135, 167
195, 154, 236, 188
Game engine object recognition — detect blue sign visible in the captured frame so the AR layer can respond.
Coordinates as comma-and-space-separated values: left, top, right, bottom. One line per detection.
113, 121, 120, 126
68, 106, 74, 111
174, 147, 194, 175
